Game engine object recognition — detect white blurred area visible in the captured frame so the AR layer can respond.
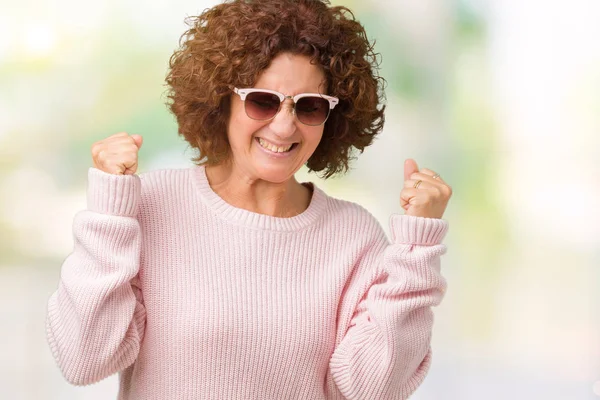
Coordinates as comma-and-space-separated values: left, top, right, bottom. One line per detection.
489, 0, 600, 248
487, 0, 599, 388
0, 0, 598, 399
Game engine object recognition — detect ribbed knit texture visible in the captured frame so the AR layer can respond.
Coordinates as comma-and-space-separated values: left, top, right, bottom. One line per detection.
46, 165, 449, 400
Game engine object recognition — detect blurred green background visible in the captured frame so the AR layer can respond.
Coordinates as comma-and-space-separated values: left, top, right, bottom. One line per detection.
1, 0, 599, 398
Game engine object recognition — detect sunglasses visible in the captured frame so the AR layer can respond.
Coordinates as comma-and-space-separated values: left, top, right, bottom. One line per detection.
232, 87, 339, 126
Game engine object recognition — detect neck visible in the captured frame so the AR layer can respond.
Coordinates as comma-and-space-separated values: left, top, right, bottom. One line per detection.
204, 163, 311, 218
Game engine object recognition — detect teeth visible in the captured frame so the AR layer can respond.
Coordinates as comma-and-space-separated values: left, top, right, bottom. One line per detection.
257, 138, 294, 153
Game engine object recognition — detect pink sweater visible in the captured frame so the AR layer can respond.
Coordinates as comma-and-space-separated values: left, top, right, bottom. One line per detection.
46, 165, 449, 400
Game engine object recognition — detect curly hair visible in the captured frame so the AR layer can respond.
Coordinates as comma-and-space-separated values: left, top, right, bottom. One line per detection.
165, 0, 386, 179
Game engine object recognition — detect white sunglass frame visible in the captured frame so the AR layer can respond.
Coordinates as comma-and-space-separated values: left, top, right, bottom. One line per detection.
232, 87, 339, 126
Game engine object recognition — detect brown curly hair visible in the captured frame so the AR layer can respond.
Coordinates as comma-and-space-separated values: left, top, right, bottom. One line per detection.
165, 0, 386, 179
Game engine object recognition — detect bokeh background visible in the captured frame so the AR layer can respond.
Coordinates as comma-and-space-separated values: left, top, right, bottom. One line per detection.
1, 0, 599, 398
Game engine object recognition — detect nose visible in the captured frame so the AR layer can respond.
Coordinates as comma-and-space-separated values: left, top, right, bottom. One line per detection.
269, 100, 297, 139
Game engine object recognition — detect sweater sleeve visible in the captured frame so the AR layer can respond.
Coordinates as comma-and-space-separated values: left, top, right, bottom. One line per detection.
329, 213, 448, 400
45, 167, 146, 386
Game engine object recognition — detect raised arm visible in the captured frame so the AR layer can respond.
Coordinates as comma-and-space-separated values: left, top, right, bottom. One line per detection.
329, 214, 448, 400
46, 167, 146, 385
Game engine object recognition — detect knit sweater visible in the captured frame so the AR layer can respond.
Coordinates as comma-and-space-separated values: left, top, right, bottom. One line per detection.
46, 165, 449, 400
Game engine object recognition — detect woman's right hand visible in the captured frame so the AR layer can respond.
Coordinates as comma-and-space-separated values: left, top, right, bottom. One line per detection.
91, 132, 143, 175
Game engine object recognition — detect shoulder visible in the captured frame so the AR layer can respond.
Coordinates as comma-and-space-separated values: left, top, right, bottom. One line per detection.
138, 166, 196, 195
138, 166, 193, 185
318, 188, 388, 243
324, 194, 376, 222
136, 166, 199, 212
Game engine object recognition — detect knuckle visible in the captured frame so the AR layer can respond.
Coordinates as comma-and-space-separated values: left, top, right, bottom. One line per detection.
107, 132, 128, 141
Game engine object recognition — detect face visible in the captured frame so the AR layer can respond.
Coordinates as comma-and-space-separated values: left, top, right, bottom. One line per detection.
226, 53, 328, 184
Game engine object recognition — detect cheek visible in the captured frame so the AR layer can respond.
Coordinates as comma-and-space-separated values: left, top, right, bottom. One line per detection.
307, 129, 324, 149
227, 111, 267, 148
229, 100, 247, 128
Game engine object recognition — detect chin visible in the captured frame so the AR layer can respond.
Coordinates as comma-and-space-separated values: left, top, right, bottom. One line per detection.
253, 165, 297, 184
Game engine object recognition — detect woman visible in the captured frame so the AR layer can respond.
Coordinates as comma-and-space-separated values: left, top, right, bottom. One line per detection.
46, 0, 452, 399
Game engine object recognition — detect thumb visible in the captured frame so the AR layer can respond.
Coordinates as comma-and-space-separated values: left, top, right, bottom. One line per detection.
131, 134, 143, 149
404, 158, 419, 181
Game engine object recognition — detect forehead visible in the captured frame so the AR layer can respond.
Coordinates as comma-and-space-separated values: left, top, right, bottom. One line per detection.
254, 53, 327, 94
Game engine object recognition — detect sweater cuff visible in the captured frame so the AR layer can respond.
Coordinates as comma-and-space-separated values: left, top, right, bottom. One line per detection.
389, 214, 448, 245
87, 167, 141, 217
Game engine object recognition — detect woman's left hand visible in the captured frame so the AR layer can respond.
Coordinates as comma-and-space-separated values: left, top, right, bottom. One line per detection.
400, 158, 452, 219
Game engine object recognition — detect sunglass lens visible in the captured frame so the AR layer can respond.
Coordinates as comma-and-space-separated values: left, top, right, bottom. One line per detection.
245, 92, 281, 120
296, 97, 330, 125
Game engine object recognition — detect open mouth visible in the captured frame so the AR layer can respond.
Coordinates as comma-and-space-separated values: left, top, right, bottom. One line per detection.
256, 137, 299, 153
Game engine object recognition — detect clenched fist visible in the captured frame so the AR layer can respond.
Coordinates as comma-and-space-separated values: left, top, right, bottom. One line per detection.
400, 158, 452, 219
91, 132, 143, 175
